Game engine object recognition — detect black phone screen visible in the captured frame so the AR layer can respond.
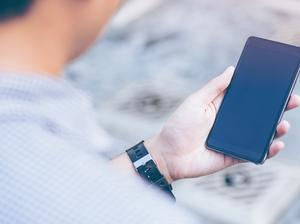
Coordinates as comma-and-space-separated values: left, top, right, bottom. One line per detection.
206, 37, 300, 163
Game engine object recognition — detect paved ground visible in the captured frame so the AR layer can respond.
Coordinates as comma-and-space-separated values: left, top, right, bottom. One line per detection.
68, 0, 300, 167
66, 0, 300, 223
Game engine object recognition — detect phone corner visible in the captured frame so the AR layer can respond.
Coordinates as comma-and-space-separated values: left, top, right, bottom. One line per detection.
254, 153, 268, 165
205, 137, 212, 150
247, 36, 258, 42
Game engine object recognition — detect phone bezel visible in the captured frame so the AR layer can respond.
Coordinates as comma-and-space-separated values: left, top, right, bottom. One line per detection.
206, 36, 300, 164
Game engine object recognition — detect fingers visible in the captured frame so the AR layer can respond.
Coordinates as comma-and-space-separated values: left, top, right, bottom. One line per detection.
286, 94, 300, 111
275, 120, 290, 138
224, 140, 284, 164
261, 120, 290, 159
268, 141, 285, 159
268, 120, 289, 159
213, 92, 225, 110
197, 66, 235, 104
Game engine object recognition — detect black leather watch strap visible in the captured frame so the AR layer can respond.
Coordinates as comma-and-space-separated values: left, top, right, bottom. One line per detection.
126, 141, 175, 200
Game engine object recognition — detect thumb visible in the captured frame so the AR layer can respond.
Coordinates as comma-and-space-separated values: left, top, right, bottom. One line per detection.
197, 66, 235, 104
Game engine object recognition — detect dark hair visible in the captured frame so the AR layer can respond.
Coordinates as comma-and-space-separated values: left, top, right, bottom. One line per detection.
0, 0, 33, 21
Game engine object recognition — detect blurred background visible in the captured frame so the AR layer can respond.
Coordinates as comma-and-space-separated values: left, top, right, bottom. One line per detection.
66, 0, 300, 223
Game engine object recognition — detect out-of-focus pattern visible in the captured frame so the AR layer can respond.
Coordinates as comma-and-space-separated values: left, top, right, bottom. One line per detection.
66, 0, 300, 223
67, 0, 300, 102
174, 161, 300, 224
67, 0, 300, 159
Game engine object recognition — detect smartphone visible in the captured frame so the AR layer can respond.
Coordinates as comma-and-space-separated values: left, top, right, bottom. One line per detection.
206, 36, 300, 164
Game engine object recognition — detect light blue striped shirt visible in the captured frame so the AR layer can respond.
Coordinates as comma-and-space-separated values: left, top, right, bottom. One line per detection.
0, 74, 197, 224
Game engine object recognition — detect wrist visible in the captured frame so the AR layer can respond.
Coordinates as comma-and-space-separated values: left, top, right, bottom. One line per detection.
144, 135, 174, 184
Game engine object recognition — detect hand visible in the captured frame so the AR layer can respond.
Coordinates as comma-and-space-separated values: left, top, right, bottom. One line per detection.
145, 66, 300, 183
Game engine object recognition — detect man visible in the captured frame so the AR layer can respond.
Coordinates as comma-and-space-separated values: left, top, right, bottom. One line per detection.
0, 0, 299, 223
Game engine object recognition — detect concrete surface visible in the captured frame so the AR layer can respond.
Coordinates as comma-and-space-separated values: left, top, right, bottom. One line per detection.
66, 0, 300, 223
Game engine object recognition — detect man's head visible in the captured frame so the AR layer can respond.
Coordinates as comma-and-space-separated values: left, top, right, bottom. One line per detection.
0, 0, 121, 64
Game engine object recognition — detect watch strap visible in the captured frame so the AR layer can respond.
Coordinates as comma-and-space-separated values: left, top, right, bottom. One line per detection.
126, 141, 175, 200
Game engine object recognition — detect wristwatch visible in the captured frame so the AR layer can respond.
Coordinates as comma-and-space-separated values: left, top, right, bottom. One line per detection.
126, 141, 175, 200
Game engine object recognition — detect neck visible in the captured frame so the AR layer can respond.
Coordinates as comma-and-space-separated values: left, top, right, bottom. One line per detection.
0, 17, 69, 77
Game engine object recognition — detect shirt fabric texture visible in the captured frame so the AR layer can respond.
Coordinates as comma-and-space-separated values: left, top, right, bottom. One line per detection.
0, 74, 197, 224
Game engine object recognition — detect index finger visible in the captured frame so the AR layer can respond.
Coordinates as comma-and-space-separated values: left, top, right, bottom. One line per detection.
286, 94, 300, 111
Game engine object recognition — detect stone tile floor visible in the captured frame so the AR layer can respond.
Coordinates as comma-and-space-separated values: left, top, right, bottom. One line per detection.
66, 0, 300, 223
